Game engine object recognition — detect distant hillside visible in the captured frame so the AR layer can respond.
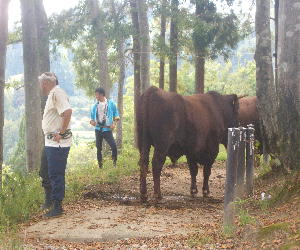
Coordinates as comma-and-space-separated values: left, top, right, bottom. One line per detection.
6, 43, 75, 96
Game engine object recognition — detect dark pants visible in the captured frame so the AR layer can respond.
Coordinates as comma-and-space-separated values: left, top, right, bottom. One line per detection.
40, 149, 51, 191
95, 130, 117, 164
40, 146, 70, 201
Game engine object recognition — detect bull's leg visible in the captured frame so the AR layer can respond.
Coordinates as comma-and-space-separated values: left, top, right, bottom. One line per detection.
152, 149, 167, 202
139, 145, 151, 203
202, 165, 212, 197
187, 157, 198, 197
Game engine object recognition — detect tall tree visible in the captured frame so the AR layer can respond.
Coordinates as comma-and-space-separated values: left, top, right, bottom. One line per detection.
274, 0, 279, 88
159, 0, 167, 89
0, 0, 10, 188
255, 0, 277, 155
192, 0, 241, 93
137, 0, 150, 92
275, 0, 300, 170
35, 0, 50, 75
169, 0, 179, 92
130, 0, 141, 145
35, 0, 50, 176
194, 0, 205, 94
110, 0, 126, 148
21, 0, 43, 172
88, 0, 111, 97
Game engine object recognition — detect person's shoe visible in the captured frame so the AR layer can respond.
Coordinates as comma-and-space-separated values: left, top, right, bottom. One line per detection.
98, 162, 103, 169
44, 200, 63, 218
113, 160, 117, 168
41, 188, 53, 210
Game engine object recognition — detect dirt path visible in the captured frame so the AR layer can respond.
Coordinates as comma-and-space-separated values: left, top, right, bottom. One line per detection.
24, 163, 227, 249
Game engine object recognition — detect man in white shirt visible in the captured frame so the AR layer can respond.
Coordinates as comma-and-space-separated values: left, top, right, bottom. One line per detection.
39, 72, 72, 218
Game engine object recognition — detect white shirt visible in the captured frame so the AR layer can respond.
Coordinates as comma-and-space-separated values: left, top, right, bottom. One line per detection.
97, 98, 107, 123
42, 86, 72, 147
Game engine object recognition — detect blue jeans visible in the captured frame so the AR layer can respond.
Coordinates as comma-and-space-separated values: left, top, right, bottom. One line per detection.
44, 146, 70, 201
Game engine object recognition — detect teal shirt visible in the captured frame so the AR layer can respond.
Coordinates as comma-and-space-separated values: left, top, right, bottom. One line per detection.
90, 99, 120, 132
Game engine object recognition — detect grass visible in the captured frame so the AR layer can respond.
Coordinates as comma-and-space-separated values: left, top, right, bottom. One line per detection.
257, 222, 290, 240
217, 145, 227, 162
187, 236, 213, 248
238, 209, 256, 226
0, 143, 140, 248
223, 223, 235, 237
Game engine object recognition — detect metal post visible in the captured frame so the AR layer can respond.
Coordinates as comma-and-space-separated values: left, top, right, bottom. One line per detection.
236, 127, 246, 198
224, 128, 239, 226
246, 124, 255, 196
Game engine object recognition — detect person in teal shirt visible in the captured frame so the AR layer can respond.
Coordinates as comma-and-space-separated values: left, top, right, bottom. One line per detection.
90, 88, 120, 168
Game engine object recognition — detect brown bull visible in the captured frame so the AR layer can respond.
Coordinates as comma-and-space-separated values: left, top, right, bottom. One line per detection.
238, 96, 264, 153
137, 86, 239, 202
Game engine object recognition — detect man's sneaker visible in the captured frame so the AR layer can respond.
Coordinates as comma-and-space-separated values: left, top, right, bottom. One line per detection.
113, 160, 117, 168
99, 162, 103, 169
44, 200, 63, 218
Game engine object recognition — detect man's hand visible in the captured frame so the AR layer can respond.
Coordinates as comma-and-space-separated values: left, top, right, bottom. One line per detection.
53, 133, 62, 142
110, 124, 115, 130
90, 120, 96, 126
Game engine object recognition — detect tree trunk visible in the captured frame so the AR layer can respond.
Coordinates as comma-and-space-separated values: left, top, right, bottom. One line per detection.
194, 1, 205, 94
110, 0, 125, 148
159, 0, 167, 90
169, 0, 179, 93
35, 0, 50, 176
195, 55, 205, 93
255, 0, 277, 155
21, 0, 43, 172
88, 0, 111, 97
130, 0, 141, 146
137, 0, 150, 92
35, 0, 50, 75
275, 0, 300, 170
0, 0, 10, 189
116, 41, 125, 149
274, 0, 279, 89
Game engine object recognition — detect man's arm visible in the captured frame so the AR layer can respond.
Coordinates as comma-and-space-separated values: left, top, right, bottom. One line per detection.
110, 102, 120, 130
90, 105, 96, 126
60, 109, 72, 134
53, 109, 72, 142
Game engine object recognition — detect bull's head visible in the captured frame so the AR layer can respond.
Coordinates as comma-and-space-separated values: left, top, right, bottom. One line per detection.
225, 94, 239, 128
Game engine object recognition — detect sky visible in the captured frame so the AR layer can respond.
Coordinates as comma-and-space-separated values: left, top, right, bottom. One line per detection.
8, 0, 80, 30
8, 0, 255, 31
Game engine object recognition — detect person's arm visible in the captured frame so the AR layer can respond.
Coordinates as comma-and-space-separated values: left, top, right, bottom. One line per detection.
110, 102, 120, 130
60, 109, 72, 134
52, 90, 72, 142
90, 105, 96, 126
53, 109, 72, 142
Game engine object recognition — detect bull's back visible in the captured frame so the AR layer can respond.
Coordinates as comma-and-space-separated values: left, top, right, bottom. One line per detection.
238, 96, 258, 126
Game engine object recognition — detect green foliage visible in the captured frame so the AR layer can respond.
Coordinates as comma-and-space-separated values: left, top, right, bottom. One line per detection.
0, 170, 42, 230
238, 209, 256, 226
7, 116, 26, 173
223, 223, 235, 237
49, 0, 131, 97
0, 142, 139, 231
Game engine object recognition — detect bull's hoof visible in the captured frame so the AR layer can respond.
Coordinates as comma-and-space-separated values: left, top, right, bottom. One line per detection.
154, 194, 162, 203
140, 195, 148, 203
202, 190, 210, 198
190, 188, 198, 197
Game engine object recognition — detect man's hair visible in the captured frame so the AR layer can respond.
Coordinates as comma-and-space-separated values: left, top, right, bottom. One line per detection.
95, 87, 105, 96
38, 72, 58, 85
